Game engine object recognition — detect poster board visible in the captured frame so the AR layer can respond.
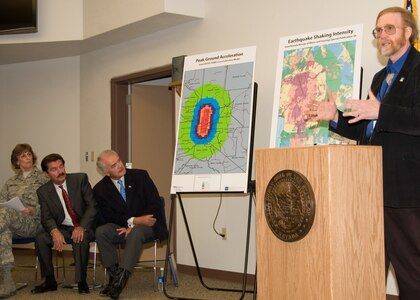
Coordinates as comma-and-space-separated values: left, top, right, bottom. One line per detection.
171, 46, 256, 193
270, 24, 363, 147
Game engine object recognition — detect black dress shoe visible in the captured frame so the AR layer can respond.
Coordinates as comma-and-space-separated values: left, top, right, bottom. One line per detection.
99, 282, 112, 297
31, 282, 58, 294
108, 268, 131, 300
100, 264, 118, 297
78, 281, 90, 294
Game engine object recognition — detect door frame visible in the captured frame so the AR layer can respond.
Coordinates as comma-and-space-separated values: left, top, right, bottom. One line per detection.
110, 64, 172, 162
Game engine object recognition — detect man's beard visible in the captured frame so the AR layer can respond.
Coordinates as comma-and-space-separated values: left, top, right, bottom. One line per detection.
378, 35, 406, 57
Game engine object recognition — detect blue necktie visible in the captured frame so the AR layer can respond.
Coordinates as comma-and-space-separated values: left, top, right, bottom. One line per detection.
366, 65, 396, 138
117, 179, 126, 202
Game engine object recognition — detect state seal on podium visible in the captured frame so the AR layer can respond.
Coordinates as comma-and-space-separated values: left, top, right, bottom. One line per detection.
264, 169, 315, 242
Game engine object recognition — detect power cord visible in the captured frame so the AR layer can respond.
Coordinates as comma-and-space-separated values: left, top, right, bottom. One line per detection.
212, 193, 225, 238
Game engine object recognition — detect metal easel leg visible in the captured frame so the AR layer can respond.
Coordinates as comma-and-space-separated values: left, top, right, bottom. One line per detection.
163, 191, 256, 299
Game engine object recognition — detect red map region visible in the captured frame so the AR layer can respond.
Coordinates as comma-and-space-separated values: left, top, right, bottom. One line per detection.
196, 104, 214, 138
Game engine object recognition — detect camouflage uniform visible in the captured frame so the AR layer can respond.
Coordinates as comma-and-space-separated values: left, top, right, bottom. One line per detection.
0, 167, 48, 265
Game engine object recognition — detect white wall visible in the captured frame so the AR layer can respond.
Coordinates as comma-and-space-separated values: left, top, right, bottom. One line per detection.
83, 0, 163, 38
0, 0, 402, 294
0, 57, 81, 178
83, 0, 206, 38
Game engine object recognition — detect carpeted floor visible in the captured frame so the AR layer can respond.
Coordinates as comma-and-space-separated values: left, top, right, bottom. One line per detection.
9, 250, 256, 300
9, 250, 399, 299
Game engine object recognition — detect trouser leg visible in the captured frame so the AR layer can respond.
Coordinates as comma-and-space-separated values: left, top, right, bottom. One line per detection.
120, 225, 154, 272
384, 207, 420, 300
71, 229, 94, 283
0, 229, 13, 266
0, 207, 42, 266
0, 265, 16, 297
34, 231, 54, 279
95, 223, 120, 268
0, 208, 20, 265
108, 225, 154, 299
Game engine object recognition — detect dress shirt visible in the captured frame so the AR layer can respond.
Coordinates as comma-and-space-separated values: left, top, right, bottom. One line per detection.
112, 177, 125, 192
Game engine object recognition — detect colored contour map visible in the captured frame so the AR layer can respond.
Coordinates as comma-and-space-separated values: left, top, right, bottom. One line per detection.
276, 41, 356, 147
174, 62, 253, 175
180, 84, 231, 160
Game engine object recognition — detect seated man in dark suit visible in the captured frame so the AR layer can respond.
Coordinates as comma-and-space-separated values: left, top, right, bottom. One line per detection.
94, 149, 168, 300
31, 153, 97, 295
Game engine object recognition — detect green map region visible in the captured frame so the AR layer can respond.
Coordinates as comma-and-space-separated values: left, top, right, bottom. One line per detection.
276, 40, 356, 147
178, 83, 232, 160
174, 62, 254, 175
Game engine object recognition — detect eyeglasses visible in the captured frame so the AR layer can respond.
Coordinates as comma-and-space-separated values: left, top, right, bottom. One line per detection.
372, 24, 404, 38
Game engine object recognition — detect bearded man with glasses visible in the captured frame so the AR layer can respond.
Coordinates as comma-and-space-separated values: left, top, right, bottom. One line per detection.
306, 7, 420, 299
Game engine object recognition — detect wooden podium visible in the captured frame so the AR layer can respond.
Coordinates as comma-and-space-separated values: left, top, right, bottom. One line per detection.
255, 145, 385, 300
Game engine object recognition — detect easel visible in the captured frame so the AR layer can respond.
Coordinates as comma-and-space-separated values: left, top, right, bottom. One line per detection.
163, 182, 257, 300
163, 82, 258, 299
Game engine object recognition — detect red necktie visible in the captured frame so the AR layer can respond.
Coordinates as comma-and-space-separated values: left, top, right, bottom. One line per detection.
59, 185, 79, 227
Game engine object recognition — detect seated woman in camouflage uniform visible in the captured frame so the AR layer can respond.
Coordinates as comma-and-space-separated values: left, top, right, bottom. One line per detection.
0, 144, 49, 298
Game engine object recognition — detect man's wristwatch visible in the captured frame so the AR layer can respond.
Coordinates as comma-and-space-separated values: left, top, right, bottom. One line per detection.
127, 217, 135, 228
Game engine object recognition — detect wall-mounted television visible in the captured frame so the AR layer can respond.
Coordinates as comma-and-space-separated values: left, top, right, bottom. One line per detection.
0, 0, 37, 35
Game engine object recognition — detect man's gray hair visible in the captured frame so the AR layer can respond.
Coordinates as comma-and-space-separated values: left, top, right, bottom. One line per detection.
96, 149, 118, 172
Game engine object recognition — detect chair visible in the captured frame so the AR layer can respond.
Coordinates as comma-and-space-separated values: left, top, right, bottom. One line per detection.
109, 196, 168, 289
12, 235, 71, 289
13, 234, 98, 290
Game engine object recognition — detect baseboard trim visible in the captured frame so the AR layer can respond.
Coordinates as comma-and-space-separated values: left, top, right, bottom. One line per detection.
177, 264, 399, 299
177, 264, 255, 286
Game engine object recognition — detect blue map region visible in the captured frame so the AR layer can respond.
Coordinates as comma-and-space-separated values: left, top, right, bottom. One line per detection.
190, 97, 220, 145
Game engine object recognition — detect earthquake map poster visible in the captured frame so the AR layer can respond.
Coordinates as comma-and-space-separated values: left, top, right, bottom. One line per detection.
171, 46, 256, 193
270, 24, 363, 147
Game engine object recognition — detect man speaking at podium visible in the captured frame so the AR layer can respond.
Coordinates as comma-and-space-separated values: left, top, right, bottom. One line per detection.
306, 6, 420, 299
